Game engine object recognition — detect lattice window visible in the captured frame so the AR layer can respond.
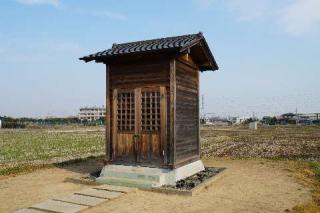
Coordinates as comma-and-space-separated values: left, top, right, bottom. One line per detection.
141, 91, 160, 132
117, 91, 135, 132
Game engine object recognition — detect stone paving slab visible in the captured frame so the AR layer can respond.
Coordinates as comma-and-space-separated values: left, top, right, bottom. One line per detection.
14, 208, 47, 213
76, 188, 123, 199
94, 184, 136, 193
31, 200, 88, 213
54, 193, 107, 207
18, 185, 131, 213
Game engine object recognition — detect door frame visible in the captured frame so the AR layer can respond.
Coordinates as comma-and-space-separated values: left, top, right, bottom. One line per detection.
111, 86, 167, 167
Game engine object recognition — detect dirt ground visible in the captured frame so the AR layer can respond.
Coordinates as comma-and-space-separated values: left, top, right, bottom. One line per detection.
0, 158, 311, 213
0, 158, 102, 213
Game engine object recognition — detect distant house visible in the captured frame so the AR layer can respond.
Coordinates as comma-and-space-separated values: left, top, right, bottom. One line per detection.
298, 119, 312, 125
276, 113, 297, 125
230, 116, 250, 124
274, 112, 319, 125
297, 113, 319, 121
296, 113, 319, 125
205, 116, 231, 126
78, 106, 106, 121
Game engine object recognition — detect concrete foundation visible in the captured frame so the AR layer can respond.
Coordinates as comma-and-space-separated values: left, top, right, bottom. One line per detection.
96, 160, 205, 188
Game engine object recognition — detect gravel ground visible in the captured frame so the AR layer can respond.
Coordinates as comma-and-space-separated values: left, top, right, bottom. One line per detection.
164, 167, 224, 190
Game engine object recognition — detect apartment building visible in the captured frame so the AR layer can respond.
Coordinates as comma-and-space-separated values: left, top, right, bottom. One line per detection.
78, 106, 106, 121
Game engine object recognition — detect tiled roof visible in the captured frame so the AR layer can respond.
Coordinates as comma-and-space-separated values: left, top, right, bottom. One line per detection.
80, 32, 218, 71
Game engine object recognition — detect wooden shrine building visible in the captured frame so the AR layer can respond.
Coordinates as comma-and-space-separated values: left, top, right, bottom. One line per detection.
80, 32, 218, 170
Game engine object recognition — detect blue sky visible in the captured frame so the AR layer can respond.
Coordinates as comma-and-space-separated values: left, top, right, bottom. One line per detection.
0, 0, 319, 118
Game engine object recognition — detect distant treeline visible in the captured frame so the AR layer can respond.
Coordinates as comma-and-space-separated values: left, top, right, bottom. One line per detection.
0, 116, 105, 128
261, 116, 320, 125
0, 116, 26, 128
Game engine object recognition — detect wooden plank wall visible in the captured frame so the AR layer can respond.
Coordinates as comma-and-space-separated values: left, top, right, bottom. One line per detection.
110, 60, 170, 89
174, 58, 200, 165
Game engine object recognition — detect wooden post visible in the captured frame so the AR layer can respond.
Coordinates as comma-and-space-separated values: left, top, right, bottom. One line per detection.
197, 70, 200, 158
112, 89, 118, 160
160, 86, 167, 165
105, 65, 111, 161
134, 88, 141, 162
170, 59, 176, 168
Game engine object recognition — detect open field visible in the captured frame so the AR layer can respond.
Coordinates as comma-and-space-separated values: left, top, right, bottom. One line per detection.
1, 125, 320, 175
0, 127, 104, 174
0, 125, 319, 212
201, 125, 320, 160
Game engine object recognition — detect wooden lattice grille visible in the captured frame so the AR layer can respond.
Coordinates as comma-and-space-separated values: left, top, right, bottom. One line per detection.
141, 91, 161, 132
117, 91, 135, 132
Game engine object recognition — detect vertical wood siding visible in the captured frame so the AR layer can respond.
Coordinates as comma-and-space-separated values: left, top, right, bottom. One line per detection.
175, 59, 200, 164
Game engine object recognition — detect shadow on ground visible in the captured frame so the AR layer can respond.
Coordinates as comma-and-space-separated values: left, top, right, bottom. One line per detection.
54, 155, 105, 175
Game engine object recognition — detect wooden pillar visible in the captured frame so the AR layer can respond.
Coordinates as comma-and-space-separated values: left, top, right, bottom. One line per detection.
169, 59, 176, 168
105, 65, 111, 161
160, 86, 167, 165
134, 88, 141, 162
197, 70, 200, 158
112, 89, 118, 160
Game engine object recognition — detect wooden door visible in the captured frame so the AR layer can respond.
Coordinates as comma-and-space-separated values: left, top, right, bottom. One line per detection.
112, 89, 136, 163
112, 87, 167, 167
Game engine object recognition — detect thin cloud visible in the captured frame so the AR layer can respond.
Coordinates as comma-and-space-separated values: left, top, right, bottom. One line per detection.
16, 0, 60, 7
0, 39, 82, 63
194, 0, 273, 20
278, 0, 320, 36
229, 0, 320, 35
227, 0, 272, 21
92, 10, 127, 21
194, 0, 320, 36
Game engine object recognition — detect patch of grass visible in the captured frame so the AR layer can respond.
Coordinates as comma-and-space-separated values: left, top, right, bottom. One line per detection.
0, 164, 54, 176
292, 203, 319, 213
53, 155, 104, 168
0, 128, 105, 176
291, 161, 320, 213
0, 129, 104, 163
310, 162, 320, 180
0, 155, 104, 176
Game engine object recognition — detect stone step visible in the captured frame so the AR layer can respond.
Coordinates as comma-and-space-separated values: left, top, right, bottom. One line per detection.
96, 176, 160, 188
53, 193, 106, 207
14, 209, 47, 213
101, 170, 165, 183
103, 165, 167, 173
31, 200, 88, 213
94, 184, 136, 193
75, 188, 123, 199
